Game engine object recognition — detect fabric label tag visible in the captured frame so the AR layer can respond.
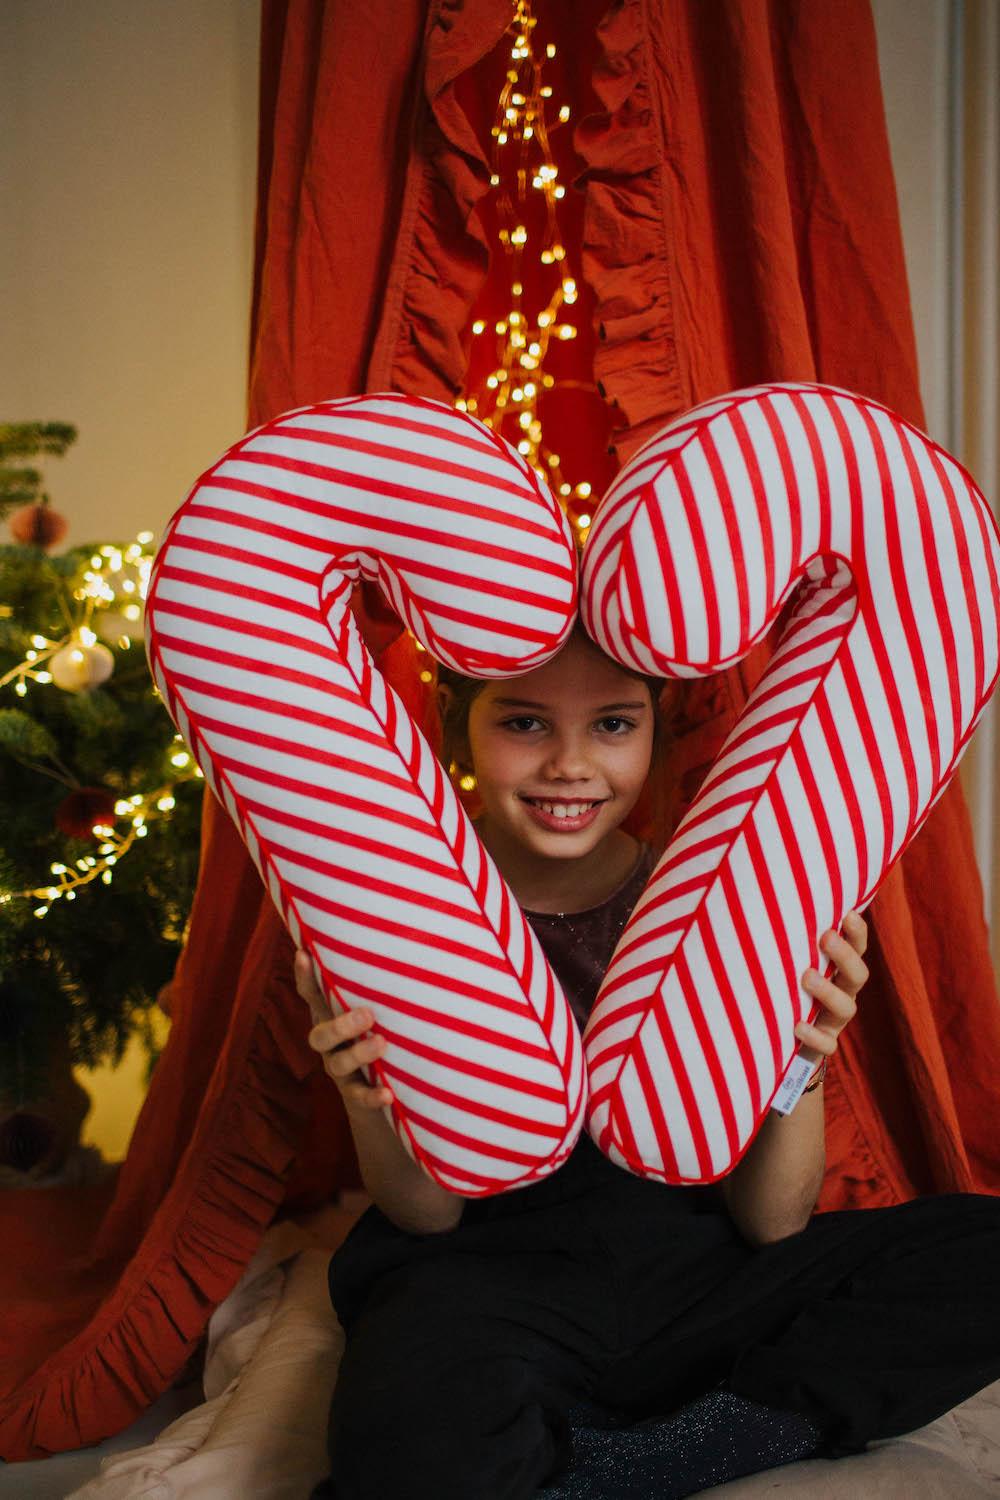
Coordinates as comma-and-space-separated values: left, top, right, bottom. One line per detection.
771, 1054, 816, 1116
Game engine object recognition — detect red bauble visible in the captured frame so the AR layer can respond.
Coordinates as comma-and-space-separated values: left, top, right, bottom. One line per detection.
54, 786, 117, 840
9, 503, 69, 550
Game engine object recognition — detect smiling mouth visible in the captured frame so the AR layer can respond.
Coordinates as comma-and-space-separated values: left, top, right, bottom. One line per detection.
519, 797, 607, 829
524, 798, 602, 822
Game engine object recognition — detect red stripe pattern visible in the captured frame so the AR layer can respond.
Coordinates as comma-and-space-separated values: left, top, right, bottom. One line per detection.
146, 394, 585, 1196
582, 383, 1000, 1184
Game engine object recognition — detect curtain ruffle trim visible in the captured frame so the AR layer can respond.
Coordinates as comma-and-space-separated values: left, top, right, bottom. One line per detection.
377, 1, 508, 400
575, 0, 685, 459
0, 956, 313, 1462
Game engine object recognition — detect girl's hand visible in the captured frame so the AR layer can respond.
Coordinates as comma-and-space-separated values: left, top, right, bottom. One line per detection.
796, 910, 869, 1062
294, 950, 393, 1115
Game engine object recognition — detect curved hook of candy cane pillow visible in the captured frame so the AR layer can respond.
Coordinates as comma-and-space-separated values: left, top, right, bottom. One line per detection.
146, 393, 586, 1197
580, 381, 1000, 1185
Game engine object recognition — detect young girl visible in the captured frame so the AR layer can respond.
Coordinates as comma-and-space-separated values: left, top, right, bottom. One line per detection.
298, 628, 1000, 1500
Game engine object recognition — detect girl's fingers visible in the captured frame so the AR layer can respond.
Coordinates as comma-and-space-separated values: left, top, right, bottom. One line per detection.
818, 927, 869, 994
801, 969, 858, 1026
842, 909, 869, 955
294, 951, 327, 1023
794, 1019, 839, 1056
315, 1031, 386, 1079
294, 952, 391, 1107
342, 1080, 394, 1112
307, 1005, 378, 1055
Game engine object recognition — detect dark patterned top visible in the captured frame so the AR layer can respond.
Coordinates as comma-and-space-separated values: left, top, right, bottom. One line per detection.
523, 844, 657, 1030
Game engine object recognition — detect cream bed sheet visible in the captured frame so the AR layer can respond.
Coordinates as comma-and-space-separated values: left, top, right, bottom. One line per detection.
67, 1218, 1000, 1500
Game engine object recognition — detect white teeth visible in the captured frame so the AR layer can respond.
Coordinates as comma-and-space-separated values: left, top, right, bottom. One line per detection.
533, 800, 595, 818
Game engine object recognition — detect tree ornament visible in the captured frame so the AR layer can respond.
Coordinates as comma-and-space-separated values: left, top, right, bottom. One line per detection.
54, 786, 117, 840
49, 638, 115, 693
8, 501, 69, 550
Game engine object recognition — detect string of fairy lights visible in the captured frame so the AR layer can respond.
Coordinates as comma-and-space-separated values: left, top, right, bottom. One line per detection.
0, 533, 203, 918
457, 0, 595, 539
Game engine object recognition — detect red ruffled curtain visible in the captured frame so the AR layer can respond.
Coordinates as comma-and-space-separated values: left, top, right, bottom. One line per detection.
3, 0, 999, 1461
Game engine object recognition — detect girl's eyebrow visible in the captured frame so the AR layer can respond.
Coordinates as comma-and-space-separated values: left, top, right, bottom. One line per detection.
491, 697, 648, 711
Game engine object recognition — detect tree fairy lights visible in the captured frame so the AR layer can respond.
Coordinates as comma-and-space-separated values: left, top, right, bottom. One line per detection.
0, 530, 203, 917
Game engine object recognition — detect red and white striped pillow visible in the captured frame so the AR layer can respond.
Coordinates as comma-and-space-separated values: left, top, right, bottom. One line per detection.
149, 382, 999, 1196
145, 394, 585, 1196
582, 382, 1000, 1183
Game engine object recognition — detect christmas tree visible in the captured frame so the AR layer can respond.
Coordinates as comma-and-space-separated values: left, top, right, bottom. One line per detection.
0, 423, 203, 1167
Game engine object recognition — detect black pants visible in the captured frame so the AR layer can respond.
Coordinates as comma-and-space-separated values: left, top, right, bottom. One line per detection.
314, 1137, 1000, 1500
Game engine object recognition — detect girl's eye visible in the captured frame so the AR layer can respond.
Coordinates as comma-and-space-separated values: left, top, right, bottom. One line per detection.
597, 716, 637, 735
501, 715, 546, 733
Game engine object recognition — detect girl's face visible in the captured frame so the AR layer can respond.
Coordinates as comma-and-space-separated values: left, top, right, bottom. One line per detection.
464, 633, 656, 864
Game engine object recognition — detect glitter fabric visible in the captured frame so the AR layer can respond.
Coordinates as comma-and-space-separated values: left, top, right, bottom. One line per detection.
539, 1389, 821, 1499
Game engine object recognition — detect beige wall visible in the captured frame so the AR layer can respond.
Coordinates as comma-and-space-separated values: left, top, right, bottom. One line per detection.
0, 0, 261, 550
1, 1, 261, 1160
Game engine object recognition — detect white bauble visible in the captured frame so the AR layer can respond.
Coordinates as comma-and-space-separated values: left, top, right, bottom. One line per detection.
49, 641, 115, 693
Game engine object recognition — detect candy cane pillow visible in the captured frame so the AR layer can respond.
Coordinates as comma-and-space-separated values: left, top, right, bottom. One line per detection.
145, 394, 585, 1196
581, 382, 1000, 1184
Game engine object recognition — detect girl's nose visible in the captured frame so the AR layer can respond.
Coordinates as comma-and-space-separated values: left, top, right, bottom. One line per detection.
543, 735, 594, 781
